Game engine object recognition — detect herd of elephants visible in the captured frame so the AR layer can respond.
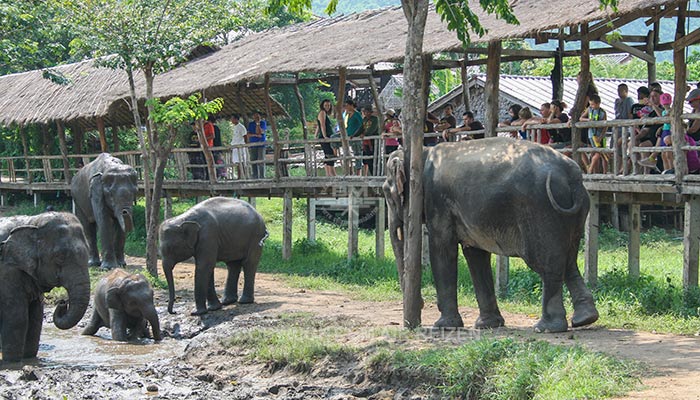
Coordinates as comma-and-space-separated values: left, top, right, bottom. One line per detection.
0, 138, 599, 364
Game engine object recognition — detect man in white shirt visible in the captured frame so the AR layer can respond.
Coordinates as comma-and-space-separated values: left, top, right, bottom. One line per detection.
230, 114, 249, 179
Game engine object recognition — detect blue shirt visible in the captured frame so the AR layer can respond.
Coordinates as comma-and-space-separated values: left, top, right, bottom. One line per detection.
247, 120, 267, 147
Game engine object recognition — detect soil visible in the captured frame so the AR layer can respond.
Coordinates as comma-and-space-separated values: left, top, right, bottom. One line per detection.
1, 256, 700, 399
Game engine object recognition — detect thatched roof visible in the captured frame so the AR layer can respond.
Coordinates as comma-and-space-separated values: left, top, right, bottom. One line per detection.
0, 0, 681, 130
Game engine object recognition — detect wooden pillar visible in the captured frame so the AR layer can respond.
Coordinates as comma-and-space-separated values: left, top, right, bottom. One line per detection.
237, 84, 248, 124
628, 204, 641, 279
646, 31, 656, 85
41, 124, 51, 156
584, 191, 599, 287
684, 196, 700, 288
18, 124, 32, 183
460, 55, 470, 111
56, 121, 72, 184
307, 197, 316, 242
673, 2, 689, 185
347, 187, 360, 259
571, 23, 590, 164
611, 204, 620, 230
552, 36, 564, 101
96, 117, 107, 153
164, 192, 173, 220
421, 224, 430, 266
484, 41, 502, 138
111, 123, 120, 152
335, 67, 352, 175
248, 197, 256, 208
496, 255, 509, 297
375, 198, 385, 259
293, 75, 309, 140
282, 190, 292, 260
264, 73, 282, 180
73, 123, 84, 158
368, 66, 384, 115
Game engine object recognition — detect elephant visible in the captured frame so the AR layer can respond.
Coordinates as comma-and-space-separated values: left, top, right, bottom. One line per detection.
383, 138, 599, 333
0, 212, 91, 362
82, 268, 161, 341
70, 153, 138, 269
159, 197, 268, 316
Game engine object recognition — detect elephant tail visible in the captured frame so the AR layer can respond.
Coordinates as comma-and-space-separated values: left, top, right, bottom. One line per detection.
259, 230, 269, 247
546, 170, 584, 216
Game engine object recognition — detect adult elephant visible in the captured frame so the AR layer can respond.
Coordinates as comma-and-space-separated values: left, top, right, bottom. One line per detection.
383, 138, 598, 333
159, 197, 268, 316
83, 268, 161, 342
0, 212, 90, 362
71, 153, 137, 269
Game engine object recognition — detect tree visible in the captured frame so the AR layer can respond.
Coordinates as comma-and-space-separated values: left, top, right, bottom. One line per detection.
61, 0, 225, 275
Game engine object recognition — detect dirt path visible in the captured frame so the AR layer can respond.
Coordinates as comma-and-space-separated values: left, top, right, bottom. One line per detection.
164, 258, 700, 400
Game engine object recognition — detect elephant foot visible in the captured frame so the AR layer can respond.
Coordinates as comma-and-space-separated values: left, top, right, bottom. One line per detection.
533, 316, 568, 333
117, 259, 127, 267
207, 303, 223, 312
571, 305, 599, 328
221, 296, 238, 305
89, 258, 101, 267
474, 313, 505, 330
100, 260, 120, 270
238, 294, 254, 304
190, 308, 208, 316
434, 314, 464, 328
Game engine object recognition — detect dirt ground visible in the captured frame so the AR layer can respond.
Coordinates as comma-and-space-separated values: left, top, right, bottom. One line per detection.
2, 257, 700, 399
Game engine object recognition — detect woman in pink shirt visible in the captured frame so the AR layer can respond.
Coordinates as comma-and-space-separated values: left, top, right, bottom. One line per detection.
382, 109, 401, 155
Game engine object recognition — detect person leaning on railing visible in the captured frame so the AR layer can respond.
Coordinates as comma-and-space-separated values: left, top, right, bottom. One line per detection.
579, 94, 609, 174
316, 99, 336, 177
358, 105, 379, 176
382, 109, 401, 154
545, 100, 571, 149
442, 111, 484, 142
660, 89, 700, 175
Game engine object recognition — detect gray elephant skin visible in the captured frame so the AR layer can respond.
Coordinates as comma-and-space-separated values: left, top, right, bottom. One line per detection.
0, 212, 90, 362
71, 153, 137, 269
383, 138, 598, 333
160, 197, 268, 316
83, 268, 161, 341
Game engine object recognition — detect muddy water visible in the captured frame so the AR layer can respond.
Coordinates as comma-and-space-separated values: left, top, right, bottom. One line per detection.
36, 326, 188, 368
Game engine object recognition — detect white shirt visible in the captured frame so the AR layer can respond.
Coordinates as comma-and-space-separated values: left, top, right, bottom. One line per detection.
230, 122, 247, 145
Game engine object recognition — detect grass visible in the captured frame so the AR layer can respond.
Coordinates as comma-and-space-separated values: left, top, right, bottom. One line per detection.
368, 337, 641, 399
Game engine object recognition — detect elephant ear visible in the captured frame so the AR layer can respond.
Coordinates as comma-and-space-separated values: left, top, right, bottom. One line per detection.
106, 278, 125, 309
0, 225, 39, 278
179, 221, 201, 249
89, 173, 105, 212
383, 151, 406, 216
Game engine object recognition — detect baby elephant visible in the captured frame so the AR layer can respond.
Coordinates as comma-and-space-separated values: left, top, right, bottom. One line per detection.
82, 269, 161, 341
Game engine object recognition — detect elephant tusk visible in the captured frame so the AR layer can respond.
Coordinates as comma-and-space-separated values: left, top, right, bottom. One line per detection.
397, 227, 403, 241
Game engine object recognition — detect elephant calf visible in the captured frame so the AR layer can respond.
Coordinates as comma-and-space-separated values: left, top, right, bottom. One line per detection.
160, 197, 268, 316
83, 268, 161, 341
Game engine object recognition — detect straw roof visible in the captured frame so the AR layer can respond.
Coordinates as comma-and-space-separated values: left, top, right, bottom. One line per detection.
0, 0, 681, 130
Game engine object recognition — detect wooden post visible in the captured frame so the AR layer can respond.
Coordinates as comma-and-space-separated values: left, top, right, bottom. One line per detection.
461, 55, 470, 111
376, 198, 385, 259
552, 35, 565, 101
18, 124, 31, 183
484, 41, 502, 138
56, 121, 72, 184
41, 124, 51, 156
73, 123, 84, 164
673, 2, 689, 185
264, 73, 282, 180
368, 66, 385, 115
96, 117, 108, 153
584, 191, 599, 287
237, 83, 248, 124
628, 204, 641, 279
611, 204, 620, 230
571, 23, 591, 165
684, 196, 700, 288
348, 187, 360, 259
293, 75, 309, 140
421, 224, 430, 266
307, 197, 316, 242
496, 255, 509, 297
646, 31, 656, 85
248, 197, 256, 209
111, 123, 120, 152
282, 189, 292, 260
336, 67, 352, 175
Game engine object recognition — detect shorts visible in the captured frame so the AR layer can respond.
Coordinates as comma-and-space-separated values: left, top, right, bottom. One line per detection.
660, 130, 671, 146
320, 141, 335, 167
362, 145, 374, 166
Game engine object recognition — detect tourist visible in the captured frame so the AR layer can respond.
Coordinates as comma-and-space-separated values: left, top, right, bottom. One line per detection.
188, 122, 206, 180
434, 103, 458, 133
442, 111, 484, 141
247, 111, 267, 179
546, 100, 571, 148
615, 83, 634, 120
522, 103, 552, 144
686, 88, 700, 141
210, 116, 226, 179
358, 105, 379, 176
498, 104, 522, 127
317, 99, 336, 177
229, 114, 248, 179
579, 94, 608, 173
424, 111, 439, 146
344, 99, 364, 175
382, 110, 401, 155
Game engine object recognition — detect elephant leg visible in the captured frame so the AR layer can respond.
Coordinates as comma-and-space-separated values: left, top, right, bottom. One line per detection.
109, 309, 128, 341
192, 261, 214, 315
1, 300, 28, 362
565, 256, 599, 328
206, 269, 222, 312
222, 261, 242, 305
239, 245, 262, 304
429, 232, 463, 328
23, 299, 44, 359
82, 309, 105, 336
78, 212, 100, 267
98, 216, 119, 269
534, 271, 568, 333
462, 247, 505, 329
115, 226, 127, 267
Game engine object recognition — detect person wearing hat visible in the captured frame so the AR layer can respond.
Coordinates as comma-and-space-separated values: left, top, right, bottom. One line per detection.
687, 88, 700, 141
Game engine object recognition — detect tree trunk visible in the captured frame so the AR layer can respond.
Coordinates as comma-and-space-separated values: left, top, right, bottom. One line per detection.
195, 120, 217, 185
400, 0, 429, 329
673, 2, 689, 184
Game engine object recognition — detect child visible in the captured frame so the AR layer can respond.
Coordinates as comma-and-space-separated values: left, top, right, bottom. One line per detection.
614, 83, 634, 120
580, 94, 608, 173
639, 93, 672, 171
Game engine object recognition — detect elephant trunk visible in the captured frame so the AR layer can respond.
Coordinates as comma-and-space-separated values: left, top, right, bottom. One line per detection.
53, 273, 90, 330
163, 260, 176, 314
116, 209, 134, 233
144, 307, 162, 341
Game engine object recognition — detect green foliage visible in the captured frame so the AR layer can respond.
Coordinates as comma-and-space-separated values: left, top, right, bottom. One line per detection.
148, 94, 224, 127
370, 338, 638, 399
212, 0, 311, 44
271, 79, 336, 132
435, 0, 519, 46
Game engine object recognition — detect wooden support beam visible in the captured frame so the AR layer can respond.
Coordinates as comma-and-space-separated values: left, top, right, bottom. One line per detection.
56, 121, 72, 184
18, 124, 32, 184
431, 59, 462, 69
673, 2, 689, 185
484, 41, 501, 138
606, 40, 656, 64
368, 66, 384, 115
552, 37, 564, 102
628, 204, 641, 279
672, 26, 700, 50
646, 30, 657, 85
589, 11, 647, 39
264, 73, 283, 180
571, 23, 590, 164
684, 196, 700, 288
307, 197, 316, 242
376, 198, 385, 259
293, 74, 309, 140
645, 5, 676, 26
236, 83, 248, 124
463, 47, 556, 58
282, 189, 292, 260
111, 122, 120, 152
335, 67, 352, 175
347, 187, 359, 259
584, 191, 599, 287
96, 117, 107, 153
496, 256, 509, 297
461, 56, 470, 111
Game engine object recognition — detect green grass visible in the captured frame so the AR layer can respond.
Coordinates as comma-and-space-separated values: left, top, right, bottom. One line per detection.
369, 337, 641, 399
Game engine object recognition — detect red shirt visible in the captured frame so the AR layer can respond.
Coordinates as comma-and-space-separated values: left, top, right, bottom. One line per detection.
203, 122, 215, 147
